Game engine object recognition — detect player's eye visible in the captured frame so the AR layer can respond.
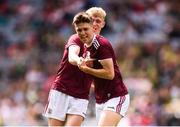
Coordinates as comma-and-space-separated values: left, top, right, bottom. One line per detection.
93, 19, 101, 23
96, 19, 101, 23
84, 28, 88, 31
77, 29, 82, 32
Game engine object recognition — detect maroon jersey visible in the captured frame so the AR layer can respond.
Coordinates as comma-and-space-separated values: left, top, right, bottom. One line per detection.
51, 34, 92, 99
86, 35, 128, 104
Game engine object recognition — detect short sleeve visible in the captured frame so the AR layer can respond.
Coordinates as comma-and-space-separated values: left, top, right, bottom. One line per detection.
66, 34, 82, 49
98, 42, 113, 60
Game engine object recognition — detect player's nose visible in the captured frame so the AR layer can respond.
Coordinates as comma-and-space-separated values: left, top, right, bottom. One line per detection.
81, 30, 86, 35
93, 21, 98, 26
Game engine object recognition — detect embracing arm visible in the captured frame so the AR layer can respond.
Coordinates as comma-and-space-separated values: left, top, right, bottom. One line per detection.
79, 58, 115, 80
68, 45, 81, 66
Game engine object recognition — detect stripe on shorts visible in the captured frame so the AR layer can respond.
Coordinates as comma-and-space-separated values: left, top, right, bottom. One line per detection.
116, 95, 126, 114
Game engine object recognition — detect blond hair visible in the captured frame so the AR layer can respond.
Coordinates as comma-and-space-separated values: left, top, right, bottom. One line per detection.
86, 7, 106, 19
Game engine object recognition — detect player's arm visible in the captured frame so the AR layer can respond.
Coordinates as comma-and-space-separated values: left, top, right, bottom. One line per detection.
79, 58, 115, 80
68, 45, 82, 66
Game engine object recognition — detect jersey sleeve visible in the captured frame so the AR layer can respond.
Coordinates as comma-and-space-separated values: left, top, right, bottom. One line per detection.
98, 41, 113, 60
66, 34, 82, 49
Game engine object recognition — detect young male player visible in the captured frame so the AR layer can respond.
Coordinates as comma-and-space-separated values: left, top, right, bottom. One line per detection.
78, 7, 130, 126
43, 12, 94, 126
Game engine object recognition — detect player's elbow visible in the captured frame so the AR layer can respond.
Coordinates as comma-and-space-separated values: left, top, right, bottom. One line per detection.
68, 58, 76, 65
106, 71, 115, 80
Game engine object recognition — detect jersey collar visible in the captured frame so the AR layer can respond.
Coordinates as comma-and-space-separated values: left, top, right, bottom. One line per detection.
84, 34, 96, 48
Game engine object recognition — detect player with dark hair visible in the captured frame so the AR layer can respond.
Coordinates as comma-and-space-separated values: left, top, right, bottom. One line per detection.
43, 12, 94, 126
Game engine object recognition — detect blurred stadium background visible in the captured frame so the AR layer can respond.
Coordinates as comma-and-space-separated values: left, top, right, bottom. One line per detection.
0, 0, 179, 126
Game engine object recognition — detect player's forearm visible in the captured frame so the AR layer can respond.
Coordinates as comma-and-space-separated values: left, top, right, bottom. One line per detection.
68, 45, 81, 66
83, 67, 114, 80
68, 54, 81, 66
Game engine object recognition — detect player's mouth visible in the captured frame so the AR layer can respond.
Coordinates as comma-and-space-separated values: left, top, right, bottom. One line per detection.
80, 36, 88, 41
81, 34, 88, 38
94, 27, 97, 31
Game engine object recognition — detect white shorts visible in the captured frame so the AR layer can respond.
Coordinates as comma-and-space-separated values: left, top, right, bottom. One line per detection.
96, 94, 130, 121
43, 89, 89, 121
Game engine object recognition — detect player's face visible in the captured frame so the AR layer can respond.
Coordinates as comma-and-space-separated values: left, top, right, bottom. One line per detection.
92, 16, 105, 34
75, 23, 94, 45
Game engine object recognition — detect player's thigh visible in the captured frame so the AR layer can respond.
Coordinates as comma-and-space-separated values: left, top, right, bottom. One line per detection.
66, 97, 89, 126
48, 118, 65, 126
43, 90, 69, 122
105, 94, 130, 117
98, 94, 130, 126
98, 110, 122, 126
65, 114, 84, 126
67, 97, 89, 118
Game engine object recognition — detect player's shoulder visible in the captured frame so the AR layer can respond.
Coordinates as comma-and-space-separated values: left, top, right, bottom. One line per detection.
66, 34, 83, 48
95, 35, 111, 46
68, 34, 81, 43
69, 34, 79, 40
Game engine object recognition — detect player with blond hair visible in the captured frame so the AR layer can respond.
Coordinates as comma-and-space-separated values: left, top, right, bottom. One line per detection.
86, 7, 106, 35
79, 7, 130, 126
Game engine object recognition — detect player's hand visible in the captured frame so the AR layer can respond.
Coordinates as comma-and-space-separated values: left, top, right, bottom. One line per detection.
77, 57, 85, 67
84, 51, 94, 67
78, 59, 89, 72
84, 58, 94, 67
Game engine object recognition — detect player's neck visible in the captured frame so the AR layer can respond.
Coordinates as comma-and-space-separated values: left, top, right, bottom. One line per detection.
85, 34, 96, 47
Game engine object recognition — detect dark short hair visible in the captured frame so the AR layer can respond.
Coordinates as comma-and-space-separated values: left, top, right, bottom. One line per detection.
72, 12, 93, 25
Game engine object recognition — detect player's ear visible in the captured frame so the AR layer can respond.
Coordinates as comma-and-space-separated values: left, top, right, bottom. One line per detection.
102, 20, 105, 28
